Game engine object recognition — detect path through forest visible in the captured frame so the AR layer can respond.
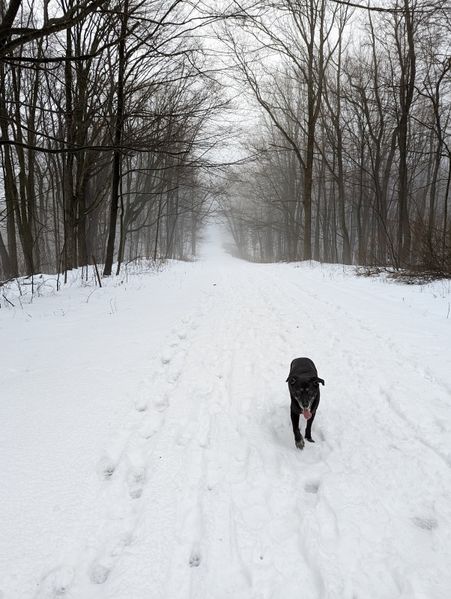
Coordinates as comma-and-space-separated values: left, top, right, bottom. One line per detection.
1, 241, 451, 599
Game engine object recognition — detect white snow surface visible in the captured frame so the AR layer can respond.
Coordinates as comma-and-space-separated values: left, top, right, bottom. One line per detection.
2, 245, 451, 599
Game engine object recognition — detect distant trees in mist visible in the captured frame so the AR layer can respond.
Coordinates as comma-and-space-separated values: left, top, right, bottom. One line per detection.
1, 0, 450, 281
221, 0, 451, 273
0, 0, 224, 280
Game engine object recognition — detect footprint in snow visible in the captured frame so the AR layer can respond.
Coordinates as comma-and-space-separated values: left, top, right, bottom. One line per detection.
161, 341, 182, 365
167, 367, 182, 385
96, 456, 116, 480
134, 396, 148, 412
412, 516, 438, 531
127, 467, 146, 499
189, 550, 201, 568
304, 480, 321, 494
90, 562, 111, 585
90, 532, 134, 585
140, 412, 164, 439
316, 428, 326, 442
153, 393, 170, 412
134, 379, 151, 412
35, 566, 74, 598
161, 352, 172, 365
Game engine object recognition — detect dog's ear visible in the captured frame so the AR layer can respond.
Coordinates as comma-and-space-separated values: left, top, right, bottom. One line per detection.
316, 377, 325, 386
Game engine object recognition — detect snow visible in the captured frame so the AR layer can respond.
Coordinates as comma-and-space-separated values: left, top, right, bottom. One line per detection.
1, 239, 451, 599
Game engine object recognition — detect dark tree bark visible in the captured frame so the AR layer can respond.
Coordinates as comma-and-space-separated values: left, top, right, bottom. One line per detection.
395, 0, 416, 265
103, 0, 128, 276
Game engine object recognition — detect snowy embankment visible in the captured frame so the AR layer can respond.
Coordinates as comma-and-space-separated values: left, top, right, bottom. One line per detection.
1, 253, 451, 599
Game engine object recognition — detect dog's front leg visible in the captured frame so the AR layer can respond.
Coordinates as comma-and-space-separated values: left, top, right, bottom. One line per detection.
305, 410, 316, 442
291, 409, 304, 449
305, 394, 320, 443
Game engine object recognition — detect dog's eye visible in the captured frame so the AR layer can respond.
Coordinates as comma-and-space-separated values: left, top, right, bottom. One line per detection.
289, 378, 296, 385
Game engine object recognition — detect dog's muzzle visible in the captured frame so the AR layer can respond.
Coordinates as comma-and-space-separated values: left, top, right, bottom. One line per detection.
295, 397, 312, 420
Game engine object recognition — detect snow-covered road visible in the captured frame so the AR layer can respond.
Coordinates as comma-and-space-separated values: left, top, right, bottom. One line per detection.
2, 251, 451, 599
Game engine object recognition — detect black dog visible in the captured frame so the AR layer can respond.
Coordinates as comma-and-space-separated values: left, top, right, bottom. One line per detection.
286, 357, 324, 449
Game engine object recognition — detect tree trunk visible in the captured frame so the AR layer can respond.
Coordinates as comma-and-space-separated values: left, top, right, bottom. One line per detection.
396, 0, 416, 265
104, 0, 128, 276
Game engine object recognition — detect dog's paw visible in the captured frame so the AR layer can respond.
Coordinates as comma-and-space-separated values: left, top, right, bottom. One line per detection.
295, 437, 305, 450
305, 437, 315, 443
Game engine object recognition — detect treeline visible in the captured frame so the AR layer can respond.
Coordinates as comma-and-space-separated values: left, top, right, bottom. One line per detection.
221, 0, 451, 272
0, 0, 225, 280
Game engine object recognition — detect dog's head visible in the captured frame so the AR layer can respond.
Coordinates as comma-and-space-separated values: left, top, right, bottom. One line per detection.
286, 375, 324, 413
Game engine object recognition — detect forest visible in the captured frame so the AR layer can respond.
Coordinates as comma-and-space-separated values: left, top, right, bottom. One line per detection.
1, 0, 450, 280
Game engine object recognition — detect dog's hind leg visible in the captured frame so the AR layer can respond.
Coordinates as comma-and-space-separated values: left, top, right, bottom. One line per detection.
305, 411, 317, 443
291, 410, 304, 449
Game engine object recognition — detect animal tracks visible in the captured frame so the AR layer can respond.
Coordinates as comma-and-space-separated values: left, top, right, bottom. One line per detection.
32, 302, 211, 596
89, 529, 134, 585
412, 516, 438, 531
27, 262, 451, 599
96, 455, 116, 480
188, 548, 202, 568
83, 295, 223, 591
304, 479, 321, 494
34, 566, 74, 599
89, 563, 110, 585
126, 460, 146, 500
83, 318, 199, 584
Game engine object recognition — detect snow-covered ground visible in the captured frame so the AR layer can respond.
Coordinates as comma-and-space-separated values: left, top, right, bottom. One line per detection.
2, 240, 451, 599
